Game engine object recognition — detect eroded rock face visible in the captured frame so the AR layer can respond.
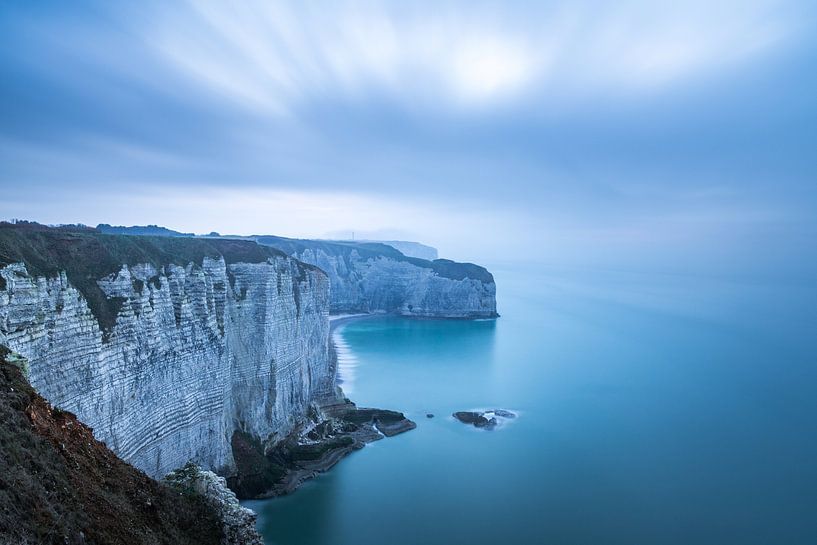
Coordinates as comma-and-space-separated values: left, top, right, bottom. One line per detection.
0, 256, 331, 479
299, 251, 497, 317
255, 237, 497, 318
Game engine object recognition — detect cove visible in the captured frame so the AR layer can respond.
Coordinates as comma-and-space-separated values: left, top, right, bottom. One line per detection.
245, 264, 817, 545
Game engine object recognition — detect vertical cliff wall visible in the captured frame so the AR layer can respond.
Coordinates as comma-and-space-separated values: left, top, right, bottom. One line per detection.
256, 236, 498, 318
0, 229, 330, 478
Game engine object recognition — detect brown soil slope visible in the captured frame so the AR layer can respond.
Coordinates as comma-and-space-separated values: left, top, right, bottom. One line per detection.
0, 347, 222, 545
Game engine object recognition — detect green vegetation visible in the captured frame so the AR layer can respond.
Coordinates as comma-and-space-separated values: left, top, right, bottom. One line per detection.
339, 407, 406, 425
96, 224, 195, 237
164, 462, 205, 498
0, 223, 298, 338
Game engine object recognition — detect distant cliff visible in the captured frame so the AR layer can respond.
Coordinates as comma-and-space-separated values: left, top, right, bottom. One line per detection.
88, 226, 496, 318
0, 226, 331, 479
256, 236, 498, 318
366, 240, 438, 260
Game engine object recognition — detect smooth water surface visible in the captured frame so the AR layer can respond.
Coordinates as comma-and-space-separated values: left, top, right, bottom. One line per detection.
246, 264, 817, 545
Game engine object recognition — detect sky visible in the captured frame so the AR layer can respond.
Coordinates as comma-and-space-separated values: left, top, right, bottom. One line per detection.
1, 0, 816, 271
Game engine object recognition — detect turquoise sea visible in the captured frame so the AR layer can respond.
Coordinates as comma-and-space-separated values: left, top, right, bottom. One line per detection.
246, 264, 817, 545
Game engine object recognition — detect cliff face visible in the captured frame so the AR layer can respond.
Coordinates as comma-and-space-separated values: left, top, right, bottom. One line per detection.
256, 236, 498, 318
0, 229, 331, 479
0, 349, 224, 545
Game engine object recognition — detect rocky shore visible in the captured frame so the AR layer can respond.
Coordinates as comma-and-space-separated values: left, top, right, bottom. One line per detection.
228, 399, 415, 499
228, 313, 416, 499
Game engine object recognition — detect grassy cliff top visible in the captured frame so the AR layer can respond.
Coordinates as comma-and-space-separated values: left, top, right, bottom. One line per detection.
0, 223, 314, 335
256, 235, 495, 284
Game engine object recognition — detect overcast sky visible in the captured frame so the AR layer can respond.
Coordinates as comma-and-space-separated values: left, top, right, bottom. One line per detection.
1, 1, 815, 270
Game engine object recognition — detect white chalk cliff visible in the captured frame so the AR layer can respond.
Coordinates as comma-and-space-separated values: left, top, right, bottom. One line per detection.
0, 234, 330, 479
0, 227, 497, 484
256, 236, 498, 318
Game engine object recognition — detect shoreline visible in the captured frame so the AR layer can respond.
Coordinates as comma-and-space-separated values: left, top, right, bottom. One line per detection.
328, 312, 377, 332
230, 313, 415, 500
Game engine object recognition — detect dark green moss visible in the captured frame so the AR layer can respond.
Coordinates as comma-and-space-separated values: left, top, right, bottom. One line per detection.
339, 407, 406, 425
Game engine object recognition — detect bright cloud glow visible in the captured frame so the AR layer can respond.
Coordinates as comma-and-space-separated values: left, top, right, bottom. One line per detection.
146, 0, 794, 115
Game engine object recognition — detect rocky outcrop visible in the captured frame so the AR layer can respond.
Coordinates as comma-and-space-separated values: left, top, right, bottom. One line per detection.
165, 464, 264, 545
228, 398, 415, 499
453, 409, 517, 430
256, 236, 498, 318
0, 227, 331, 479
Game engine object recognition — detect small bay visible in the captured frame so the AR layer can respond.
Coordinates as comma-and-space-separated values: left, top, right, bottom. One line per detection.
246, 263, 817, 545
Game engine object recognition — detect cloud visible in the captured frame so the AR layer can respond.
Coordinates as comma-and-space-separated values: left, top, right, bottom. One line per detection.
143, 0, 798, 116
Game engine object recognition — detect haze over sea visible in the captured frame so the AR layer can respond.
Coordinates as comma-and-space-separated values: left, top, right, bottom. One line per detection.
246, 261, 817, 545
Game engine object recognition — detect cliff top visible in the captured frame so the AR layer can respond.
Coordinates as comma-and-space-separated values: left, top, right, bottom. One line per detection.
256, 235, 495, 284
0, 223, 318, 333
0, 347, 223, 545
30, 222, 492, 284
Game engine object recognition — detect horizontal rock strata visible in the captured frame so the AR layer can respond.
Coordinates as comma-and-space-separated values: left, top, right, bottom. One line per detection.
256, 236, 498, 318
0, 230, 331, 478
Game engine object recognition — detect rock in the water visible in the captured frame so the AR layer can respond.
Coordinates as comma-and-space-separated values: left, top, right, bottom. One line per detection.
453, 409, 515, 430
476, 417, 498, 430
426, 413, 434, 418
453, 411, 483, 425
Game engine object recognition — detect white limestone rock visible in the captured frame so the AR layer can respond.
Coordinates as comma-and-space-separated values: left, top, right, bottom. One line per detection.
294, 249, 497, 317
165, 463, 264, 545
0, 256, 331, 478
